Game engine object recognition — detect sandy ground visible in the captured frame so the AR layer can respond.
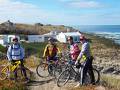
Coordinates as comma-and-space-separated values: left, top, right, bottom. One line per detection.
27, 68, 69, 90
27, 68, 106, 90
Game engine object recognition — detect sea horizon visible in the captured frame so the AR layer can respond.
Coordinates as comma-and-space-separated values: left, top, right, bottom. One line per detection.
73, 25, 120, 44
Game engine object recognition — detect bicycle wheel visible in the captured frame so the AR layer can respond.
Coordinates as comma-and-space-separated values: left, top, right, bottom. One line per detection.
16, 67, 32, 81
36, 62, 49, 78
83, 68, 100, 85
57, 69, 71, 87
48, 64, 55, 76
0, 66, 8, 80
54, 65, 62, 79
93, 68, 100, 83
84, 73, 91, 85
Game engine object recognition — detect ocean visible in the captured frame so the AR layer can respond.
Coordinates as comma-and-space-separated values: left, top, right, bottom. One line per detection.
73, 25, 120, 45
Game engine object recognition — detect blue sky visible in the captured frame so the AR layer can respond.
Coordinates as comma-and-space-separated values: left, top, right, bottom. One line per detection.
0, 0, 120, 25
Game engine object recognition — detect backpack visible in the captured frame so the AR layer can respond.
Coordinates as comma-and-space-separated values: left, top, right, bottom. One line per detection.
10, 44, 21, 56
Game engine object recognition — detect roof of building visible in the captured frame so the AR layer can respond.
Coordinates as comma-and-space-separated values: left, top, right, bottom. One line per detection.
59, 32, 81, 36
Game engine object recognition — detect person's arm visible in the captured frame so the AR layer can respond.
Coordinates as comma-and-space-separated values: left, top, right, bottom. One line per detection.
20, 46, 25, 60
77, 43, 87, 61
57, 47, 61, 54
7, 46, 12, 61
43, 45, 48, 58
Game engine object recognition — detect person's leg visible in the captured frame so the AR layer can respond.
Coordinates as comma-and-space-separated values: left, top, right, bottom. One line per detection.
88, 59, 95, 84
20, 61, 28, 80
80, 62, 88, 85
12, 61, 18, 80
48, 57, 54, 69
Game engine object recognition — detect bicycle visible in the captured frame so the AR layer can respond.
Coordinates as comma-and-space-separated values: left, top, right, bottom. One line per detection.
0, 60, 32, 82
36, 57, 65, 79
57, 60, 100, 87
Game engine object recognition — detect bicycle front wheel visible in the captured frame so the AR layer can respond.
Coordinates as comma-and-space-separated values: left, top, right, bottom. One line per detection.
36, 62, 49, 78
0, 66, 8, 80
57, 69, 70, 87
54, 65, 62, 79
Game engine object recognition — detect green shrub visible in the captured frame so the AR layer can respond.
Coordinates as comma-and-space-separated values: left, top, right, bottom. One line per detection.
0, 45, 6, 53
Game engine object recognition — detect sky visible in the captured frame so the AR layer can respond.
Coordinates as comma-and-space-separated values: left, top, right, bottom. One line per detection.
0, 0, 120, 25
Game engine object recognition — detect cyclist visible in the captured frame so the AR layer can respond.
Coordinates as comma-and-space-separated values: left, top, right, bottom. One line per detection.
43, 37, 61, 63
75, 35, 95, 87
7, 37, 28, 81
67, 36, 80, 64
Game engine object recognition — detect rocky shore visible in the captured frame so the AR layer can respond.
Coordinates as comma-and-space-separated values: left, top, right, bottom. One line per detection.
85, 33, 120, 75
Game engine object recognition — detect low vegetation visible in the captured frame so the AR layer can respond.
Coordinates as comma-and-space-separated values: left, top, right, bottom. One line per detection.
0, 23, 68, 35
0, 44, 6, 53
101, 75, 120, 90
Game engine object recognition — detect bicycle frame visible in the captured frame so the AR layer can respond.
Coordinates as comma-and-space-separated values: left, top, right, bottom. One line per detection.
1, 61, 21, 74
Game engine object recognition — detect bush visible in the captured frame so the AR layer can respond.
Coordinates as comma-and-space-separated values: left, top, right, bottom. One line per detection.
22, 42, 47, 57
0, 45, 6, 53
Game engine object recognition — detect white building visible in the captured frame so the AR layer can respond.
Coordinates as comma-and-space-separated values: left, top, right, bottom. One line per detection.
0, 35, 20, 46
43, 31, 58, 41
28, 35, 44, 43
56, 32, 81, 43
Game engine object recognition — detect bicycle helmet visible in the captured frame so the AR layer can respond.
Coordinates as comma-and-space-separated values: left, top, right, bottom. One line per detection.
67, 36, 73, 41
80, 35, 86, 41
12, 37, 18, 42
48, 37, 54, 42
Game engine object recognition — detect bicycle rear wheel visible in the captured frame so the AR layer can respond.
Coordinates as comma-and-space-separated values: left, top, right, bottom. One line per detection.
16, 67, 32, 81
84, 68, 100, 85
57, 69, 71, 87
84, 73, 91, 85
93, 68, 100, 83
36, 62, 49, 78
0, 66, 8, 80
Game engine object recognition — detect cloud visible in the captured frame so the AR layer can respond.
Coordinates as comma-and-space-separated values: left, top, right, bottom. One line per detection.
59, 0, 103, 8
69, 1, 101, 8
0, 0, 57, 24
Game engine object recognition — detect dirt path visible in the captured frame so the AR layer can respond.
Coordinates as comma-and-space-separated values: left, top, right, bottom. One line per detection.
27, 68, 106, 90
28, 69, 105, 90
27, 68, 68, 90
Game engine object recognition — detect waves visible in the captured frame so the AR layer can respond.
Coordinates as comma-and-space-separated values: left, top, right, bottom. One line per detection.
73, 25, 120, 44
95, 32, 120, 44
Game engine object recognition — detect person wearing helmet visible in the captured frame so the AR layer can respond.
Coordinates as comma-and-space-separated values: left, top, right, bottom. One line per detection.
67, 36, 80, 64
7, 37, 28, 81
43, 37, 61, 62
75, 35, 95, 87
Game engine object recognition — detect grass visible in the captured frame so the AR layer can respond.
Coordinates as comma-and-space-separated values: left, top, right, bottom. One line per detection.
68, 74, 120, 90
0, 44, 6, 53
0, 80, 27, 90
101, 74, 120, 90
22, 42, 47, 57
0, 23, 68, 34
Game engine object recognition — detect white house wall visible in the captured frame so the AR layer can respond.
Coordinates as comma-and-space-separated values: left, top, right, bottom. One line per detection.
56, 32, 81, 43
0, 40, 4, 45
56, 33, 66, 43
28, 35, 44, 43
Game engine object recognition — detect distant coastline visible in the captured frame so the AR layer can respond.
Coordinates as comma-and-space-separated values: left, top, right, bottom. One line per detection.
73, 25, 120, 45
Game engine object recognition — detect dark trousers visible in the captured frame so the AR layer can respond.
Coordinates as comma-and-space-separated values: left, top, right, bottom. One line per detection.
12, 60, 27, 79
80, 57, 95, 85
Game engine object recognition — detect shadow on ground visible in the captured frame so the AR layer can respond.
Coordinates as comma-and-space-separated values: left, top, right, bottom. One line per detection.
26, 78, 55, 86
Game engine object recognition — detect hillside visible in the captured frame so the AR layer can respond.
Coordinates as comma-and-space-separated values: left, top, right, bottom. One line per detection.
0, 21, 74, 35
